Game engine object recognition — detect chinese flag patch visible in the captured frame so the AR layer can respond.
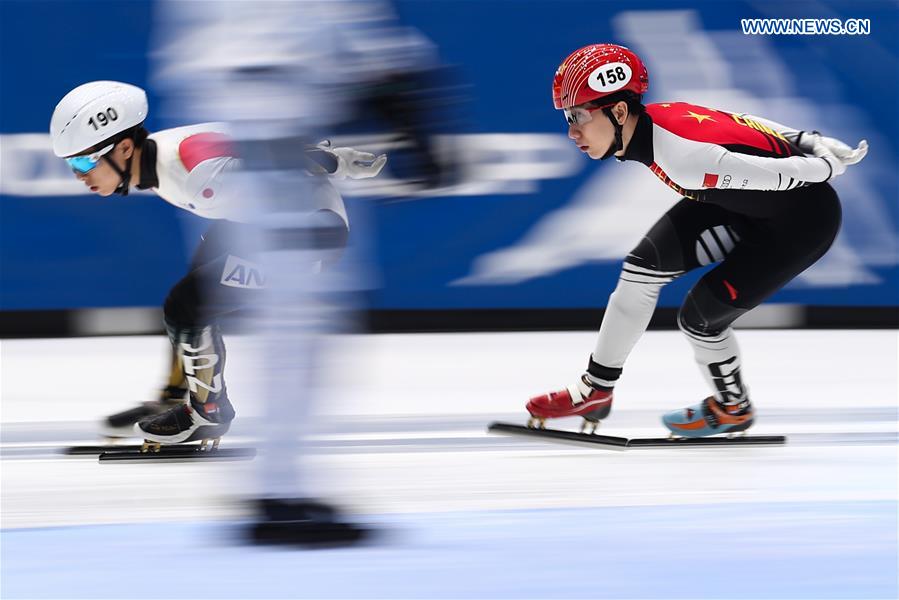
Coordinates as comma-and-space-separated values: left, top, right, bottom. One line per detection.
702, 173, 719, 188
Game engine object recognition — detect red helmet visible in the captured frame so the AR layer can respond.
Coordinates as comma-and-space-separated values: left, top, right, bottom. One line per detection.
552, 44, 649, 110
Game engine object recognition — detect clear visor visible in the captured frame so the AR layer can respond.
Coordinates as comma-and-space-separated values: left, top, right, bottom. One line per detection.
563, 102, 615, 126
563, 107, 594, 126
65, 143, 115, 174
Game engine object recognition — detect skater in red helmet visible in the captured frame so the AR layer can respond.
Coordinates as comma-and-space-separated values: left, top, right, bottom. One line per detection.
527, 43, 867, 437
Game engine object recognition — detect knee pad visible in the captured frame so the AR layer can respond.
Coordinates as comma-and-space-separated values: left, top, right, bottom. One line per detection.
678, 280, 747, 338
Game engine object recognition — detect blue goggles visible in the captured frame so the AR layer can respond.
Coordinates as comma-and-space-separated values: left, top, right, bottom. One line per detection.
65, 143, 115, 174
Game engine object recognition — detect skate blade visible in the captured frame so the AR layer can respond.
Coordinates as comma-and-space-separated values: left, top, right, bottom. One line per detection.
489, 422, 628, 450
63, 442, 199, 456
99, 446, 256, 462
629, 435, 786, 447
488, 422, 785, 450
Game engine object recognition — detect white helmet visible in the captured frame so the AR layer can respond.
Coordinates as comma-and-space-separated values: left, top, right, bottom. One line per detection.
50, 81, 148, 157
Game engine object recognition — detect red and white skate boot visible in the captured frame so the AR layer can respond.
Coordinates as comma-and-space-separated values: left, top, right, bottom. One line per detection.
526, 375, 613, 433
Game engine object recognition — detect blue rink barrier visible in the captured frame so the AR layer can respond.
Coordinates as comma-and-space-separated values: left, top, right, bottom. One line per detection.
1, 0, 897, 315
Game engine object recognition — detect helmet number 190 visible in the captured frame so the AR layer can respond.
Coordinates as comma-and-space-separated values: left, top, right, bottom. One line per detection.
587, 63, 632, 93
87, 108, 119, 131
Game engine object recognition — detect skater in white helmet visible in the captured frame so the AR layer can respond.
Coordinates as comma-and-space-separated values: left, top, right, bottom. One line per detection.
50, 80, 385, 446
526, 44, 867, 437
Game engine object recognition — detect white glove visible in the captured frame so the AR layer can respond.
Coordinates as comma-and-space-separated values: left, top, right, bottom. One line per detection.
322, 144, 387, 180
818, 136, 868, 165
812, 139, 847, 179
798, 132, 868, 166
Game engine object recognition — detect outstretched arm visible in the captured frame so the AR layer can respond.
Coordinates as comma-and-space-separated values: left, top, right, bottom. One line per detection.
737, 113, 868, 165
658, 127, 865, 192
311, 141, 387, 180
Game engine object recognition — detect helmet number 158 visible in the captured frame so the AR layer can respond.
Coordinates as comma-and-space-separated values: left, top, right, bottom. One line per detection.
588, 63, 632, 93
87, 108, 119, 131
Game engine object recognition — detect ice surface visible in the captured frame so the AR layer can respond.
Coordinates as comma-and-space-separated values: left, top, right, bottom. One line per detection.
1, 330, 897, 598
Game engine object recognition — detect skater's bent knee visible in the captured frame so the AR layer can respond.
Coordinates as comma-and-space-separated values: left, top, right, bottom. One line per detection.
164, 278, 204, 329
678, 281, 746, 338
627, 237, 665, 272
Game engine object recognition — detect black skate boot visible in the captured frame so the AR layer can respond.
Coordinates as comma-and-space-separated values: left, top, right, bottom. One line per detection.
103, 385, 188, 438
135, 397, 235, 446
248, 498, 370, 547
104, 336, 190, 438
136, 323, 235, 447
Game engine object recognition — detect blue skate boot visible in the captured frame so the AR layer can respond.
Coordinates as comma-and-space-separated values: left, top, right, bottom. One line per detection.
662, 396, 754, 438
